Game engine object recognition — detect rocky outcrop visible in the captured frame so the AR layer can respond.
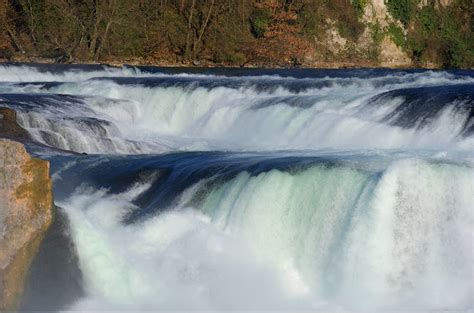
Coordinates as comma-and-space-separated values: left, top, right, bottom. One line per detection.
0, 139, 53, 311
325, 19, 348, 55
379, 36, 412, 67
0, 108, 30, 143
420, 0, 453, 8
304, 0, 413, 68
363, 0, 392, 28
362, 0, 412, 67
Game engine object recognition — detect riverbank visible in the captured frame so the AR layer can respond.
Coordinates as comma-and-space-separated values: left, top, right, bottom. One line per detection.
0, 56, 452, 70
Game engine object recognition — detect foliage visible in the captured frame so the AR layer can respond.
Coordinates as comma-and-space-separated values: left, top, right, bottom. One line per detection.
226, 52, 246, 65
438, 8, 474, 67
368, 22, 384, 60
352, 0, 369, 18
386, 0, 418, 26
387, 23, 405, 48
328, 0, 365, 40
418, 6, 439, 33
0, 0, 471, 67
404, 2, 473, 67
250, 7, 272, 38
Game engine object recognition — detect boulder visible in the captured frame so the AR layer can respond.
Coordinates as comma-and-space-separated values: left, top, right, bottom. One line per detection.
0, 139, 53, 311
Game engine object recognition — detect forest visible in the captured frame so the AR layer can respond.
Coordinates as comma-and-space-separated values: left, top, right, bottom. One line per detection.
0, 0, 472, 67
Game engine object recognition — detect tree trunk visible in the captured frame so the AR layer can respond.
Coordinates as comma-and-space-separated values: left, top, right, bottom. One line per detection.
94, 0, 117, 61
89, 3, 100, 57
1, 1, 25, 53
183, 0, 195, 62
192, 0, 215, 60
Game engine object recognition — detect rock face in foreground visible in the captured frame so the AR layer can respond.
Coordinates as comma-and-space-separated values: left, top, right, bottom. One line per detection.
0, 139, 53, 311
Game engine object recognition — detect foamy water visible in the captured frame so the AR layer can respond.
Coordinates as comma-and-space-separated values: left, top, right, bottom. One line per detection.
2, 64, 472, 312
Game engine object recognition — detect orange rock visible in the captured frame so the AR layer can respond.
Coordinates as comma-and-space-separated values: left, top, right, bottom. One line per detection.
0, 139, 53, 311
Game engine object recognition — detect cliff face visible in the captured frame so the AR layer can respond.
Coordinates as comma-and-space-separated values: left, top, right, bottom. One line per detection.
0, 139, 53, 311
362, 0, 412, 67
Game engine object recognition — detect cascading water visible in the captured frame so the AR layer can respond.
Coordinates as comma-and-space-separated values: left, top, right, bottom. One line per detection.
1, 66, 473, 153
0, 64, 472, 312
47, 153, 473, 311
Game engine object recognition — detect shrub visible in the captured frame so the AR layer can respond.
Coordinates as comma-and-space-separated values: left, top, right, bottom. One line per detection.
226, 52, 247, 65
418, 6, 439, 33
387, 23, 406, 48
439, 10, 473, 67
250, 8, 272, 38
386, 0, 418, 26
352, 0, 369, 18
368, 22, 383, 60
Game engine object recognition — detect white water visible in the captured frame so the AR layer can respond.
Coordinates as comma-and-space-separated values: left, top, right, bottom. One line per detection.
47, 81, 473, 152
0, 64, 151, 82
0, 65, 472, 154
2, 65, 472, 311
58, 158, 474, 311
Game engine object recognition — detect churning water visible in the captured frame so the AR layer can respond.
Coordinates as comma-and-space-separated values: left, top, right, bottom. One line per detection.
1, 64, 472, 312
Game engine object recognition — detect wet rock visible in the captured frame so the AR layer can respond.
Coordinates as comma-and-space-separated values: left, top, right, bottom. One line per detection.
0, 108, 30, 143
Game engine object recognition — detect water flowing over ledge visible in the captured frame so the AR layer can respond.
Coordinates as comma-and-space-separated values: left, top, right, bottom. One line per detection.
50, 152, 473, 311
0, 64, 472, 312
0, 64, 473, 155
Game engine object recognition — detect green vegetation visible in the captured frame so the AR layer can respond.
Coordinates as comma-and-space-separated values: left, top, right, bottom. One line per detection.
328, 0, 365, 40
292, 0, 365, 41
352, 0, 369, 17
250, 8, 272, 38
386, 0, 418, 26
369, 22, 384, 60
387, 23, 406, 48
403, 1, 473, 67
0, 0, 471, 67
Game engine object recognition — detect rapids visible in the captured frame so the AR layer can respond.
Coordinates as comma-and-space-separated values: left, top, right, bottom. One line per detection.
0, 64, 471, 312
0, 65, 473, 154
